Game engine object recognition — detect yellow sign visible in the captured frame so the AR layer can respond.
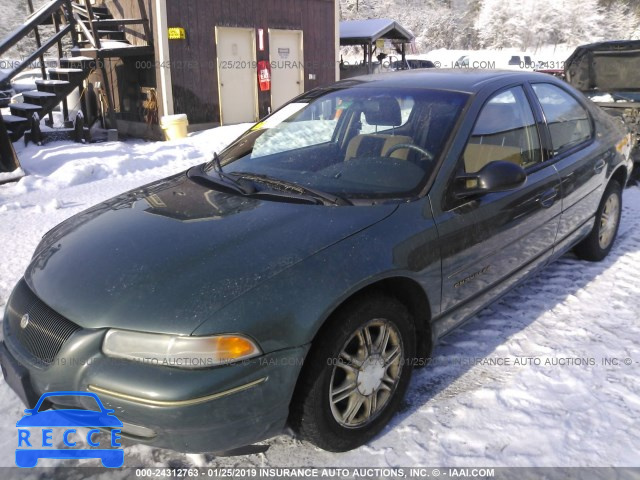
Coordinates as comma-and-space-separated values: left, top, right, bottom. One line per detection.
168, 27, 186, 40
376, 39, 385, 49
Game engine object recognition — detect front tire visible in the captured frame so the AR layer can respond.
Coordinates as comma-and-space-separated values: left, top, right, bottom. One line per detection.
574, 180, 622, 261
290, 295, 416, 452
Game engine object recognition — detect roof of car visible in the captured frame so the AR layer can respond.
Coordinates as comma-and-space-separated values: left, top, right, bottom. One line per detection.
333, 69, 555, 93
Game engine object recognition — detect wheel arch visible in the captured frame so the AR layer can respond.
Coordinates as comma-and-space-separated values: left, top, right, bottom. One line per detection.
310, 276, 434, 362
609, 163, 628, 188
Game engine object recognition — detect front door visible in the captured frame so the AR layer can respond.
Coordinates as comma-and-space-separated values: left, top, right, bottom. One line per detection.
432, 85, 562, 331
216, 27, 258, 124
269, 29, 304, 110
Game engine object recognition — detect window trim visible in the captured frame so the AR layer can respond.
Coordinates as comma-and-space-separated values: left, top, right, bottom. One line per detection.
457, 83, 545, 175
528, 81, 596, 161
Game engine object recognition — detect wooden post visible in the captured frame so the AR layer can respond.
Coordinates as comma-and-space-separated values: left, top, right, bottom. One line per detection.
53, 11, 64, 59
63, 0, 79, 48
137, 0, 152, 45
99, 57, 118, 129
0, 112, 21, 173
27, 0, 54, 126
53, 10, 71, 126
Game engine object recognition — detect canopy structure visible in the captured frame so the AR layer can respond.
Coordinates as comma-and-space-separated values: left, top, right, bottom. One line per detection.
340, 19, 415, 75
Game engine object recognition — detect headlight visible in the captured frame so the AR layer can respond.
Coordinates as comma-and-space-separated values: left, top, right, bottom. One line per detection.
102, 329, 261, 369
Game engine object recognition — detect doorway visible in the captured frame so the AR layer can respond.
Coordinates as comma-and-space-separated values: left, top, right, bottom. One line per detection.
215, 27, 259, 124
269, 29, 304, 110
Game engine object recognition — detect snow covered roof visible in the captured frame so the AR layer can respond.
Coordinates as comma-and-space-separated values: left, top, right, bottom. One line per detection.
339, 18, 414, 46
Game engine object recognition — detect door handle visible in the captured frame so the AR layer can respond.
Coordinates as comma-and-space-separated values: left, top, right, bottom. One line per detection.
538, 189, 558, 208
594, 159, 606, 174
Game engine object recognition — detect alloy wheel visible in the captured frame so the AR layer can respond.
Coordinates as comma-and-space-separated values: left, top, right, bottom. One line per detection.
598, 192, 620, 250
329, 319, 404, 428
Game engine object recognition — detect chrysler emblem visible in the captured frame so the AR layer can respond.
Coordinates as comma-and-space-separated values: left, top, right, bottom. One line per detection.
20, 313, 30, 329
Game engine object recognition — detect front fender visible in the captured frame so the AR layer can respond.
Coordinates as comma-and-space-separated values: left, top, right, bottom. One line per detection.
192, 199, 442, 354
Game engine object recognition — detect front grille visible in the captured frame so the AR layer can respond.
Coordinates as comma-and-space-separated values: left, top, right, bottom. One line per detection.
5, 279, 80, 365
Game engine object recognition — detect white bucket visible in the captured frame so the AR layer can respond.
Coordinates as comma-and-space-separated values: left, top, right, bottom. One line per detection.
160, 114, 189, 140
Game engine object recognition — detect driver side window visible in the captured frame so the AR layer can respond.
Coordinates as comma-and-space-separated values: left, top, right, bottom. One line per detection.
463, 87, 541, 173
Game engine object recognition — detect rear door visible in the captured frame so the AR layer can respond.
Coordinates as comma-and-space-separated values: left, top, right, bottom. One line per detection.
431, 85, 562, 329
529, 83, 607, 250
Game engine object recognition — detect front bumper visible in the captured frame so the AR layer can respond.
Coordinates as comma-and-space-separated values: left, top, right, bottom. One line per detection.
1, 324, 308, 453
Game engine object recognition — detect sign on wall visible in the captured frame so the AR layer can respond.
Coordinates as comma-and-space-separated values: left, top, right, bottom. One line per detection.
168, 27, 186, 40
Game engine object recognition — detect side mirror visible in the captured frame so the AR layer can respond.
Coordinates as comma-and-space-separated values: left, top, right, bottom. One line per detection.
455, 161, 526, 198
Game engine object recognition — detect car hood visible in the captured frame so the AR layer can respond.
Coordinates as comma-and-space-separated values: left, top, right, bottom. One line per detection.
25, 171, 397, 334
565, 40, 640, 93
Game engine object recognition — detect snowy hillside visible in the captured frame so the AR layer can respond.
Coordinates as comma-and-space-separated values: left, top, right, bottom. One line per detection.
339, 0, 640, 53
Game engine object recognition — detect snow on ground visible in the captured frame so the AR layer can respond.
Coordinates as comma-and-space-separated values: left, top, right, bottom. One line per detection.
0, 127, 639, 471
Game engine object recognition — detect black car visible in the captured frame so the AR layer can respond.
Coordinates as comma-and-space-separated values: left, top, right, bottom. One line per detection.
0, 70, 633, 454
389, 58, 436, 71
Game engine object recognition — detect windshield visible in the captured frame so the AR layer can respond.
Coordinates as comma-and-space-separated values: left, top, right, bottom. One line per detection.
208, 86, 468, 199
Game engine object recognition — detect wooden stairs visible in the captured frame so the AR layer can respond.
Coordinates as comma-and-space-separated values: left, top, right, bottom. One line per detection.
0, 0, 153, 180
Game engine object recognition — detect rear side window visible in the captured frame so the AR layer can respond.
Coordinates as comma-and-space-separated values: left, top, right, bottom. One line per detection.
532, 83, 592, 155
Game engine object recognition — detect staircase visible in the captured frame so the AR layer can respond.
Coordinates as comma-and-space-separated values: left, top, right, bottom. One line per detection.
0, 0, 153, 179
4, 57, 94, 146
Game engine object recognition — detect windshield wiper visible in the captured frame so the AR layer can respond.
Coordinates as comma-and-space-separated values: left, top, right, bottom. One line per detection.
187, 161, 255, 195
232, 172, 352, 206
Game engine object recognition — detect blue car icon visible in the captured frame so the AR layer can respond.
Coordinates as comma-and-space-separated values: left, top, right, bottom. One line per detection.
15, 391, 124, 468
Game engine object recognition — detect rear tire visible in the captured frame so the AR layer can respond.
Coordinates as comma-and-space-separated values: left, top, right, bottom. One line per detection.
289, 295, 416, 452
574, 180, 622, 262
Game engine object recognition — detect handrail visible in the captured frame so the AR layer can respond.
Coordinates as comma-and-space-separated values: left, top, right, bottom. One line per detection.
83, 0, 102, 49
0, 24, 72, 85
73, 12, 97, 48
0, 0, 66, 57
71, 0, 152, 47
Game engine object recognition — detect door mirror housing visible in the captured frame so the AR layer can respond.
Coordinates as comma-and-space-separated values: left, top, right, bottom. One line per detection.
455, 161, 526, 198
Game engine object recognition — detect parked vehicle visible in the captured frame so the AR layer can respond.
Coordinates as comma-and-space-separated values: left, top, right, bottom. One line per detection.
0, 71, 632, 454
455, 52, 536, 70
565, 40, 640, 164
389, 56, 436, 71
506, 53, 536, 70
0, 70, 14, 107
0, 78, 13, 107
10, 69, 42, 94
534, 68, 565, 80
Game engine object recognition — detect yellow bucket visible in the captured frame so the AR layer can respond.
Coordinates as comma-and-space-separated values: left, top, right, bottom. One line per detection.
160, 114, 189, 140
